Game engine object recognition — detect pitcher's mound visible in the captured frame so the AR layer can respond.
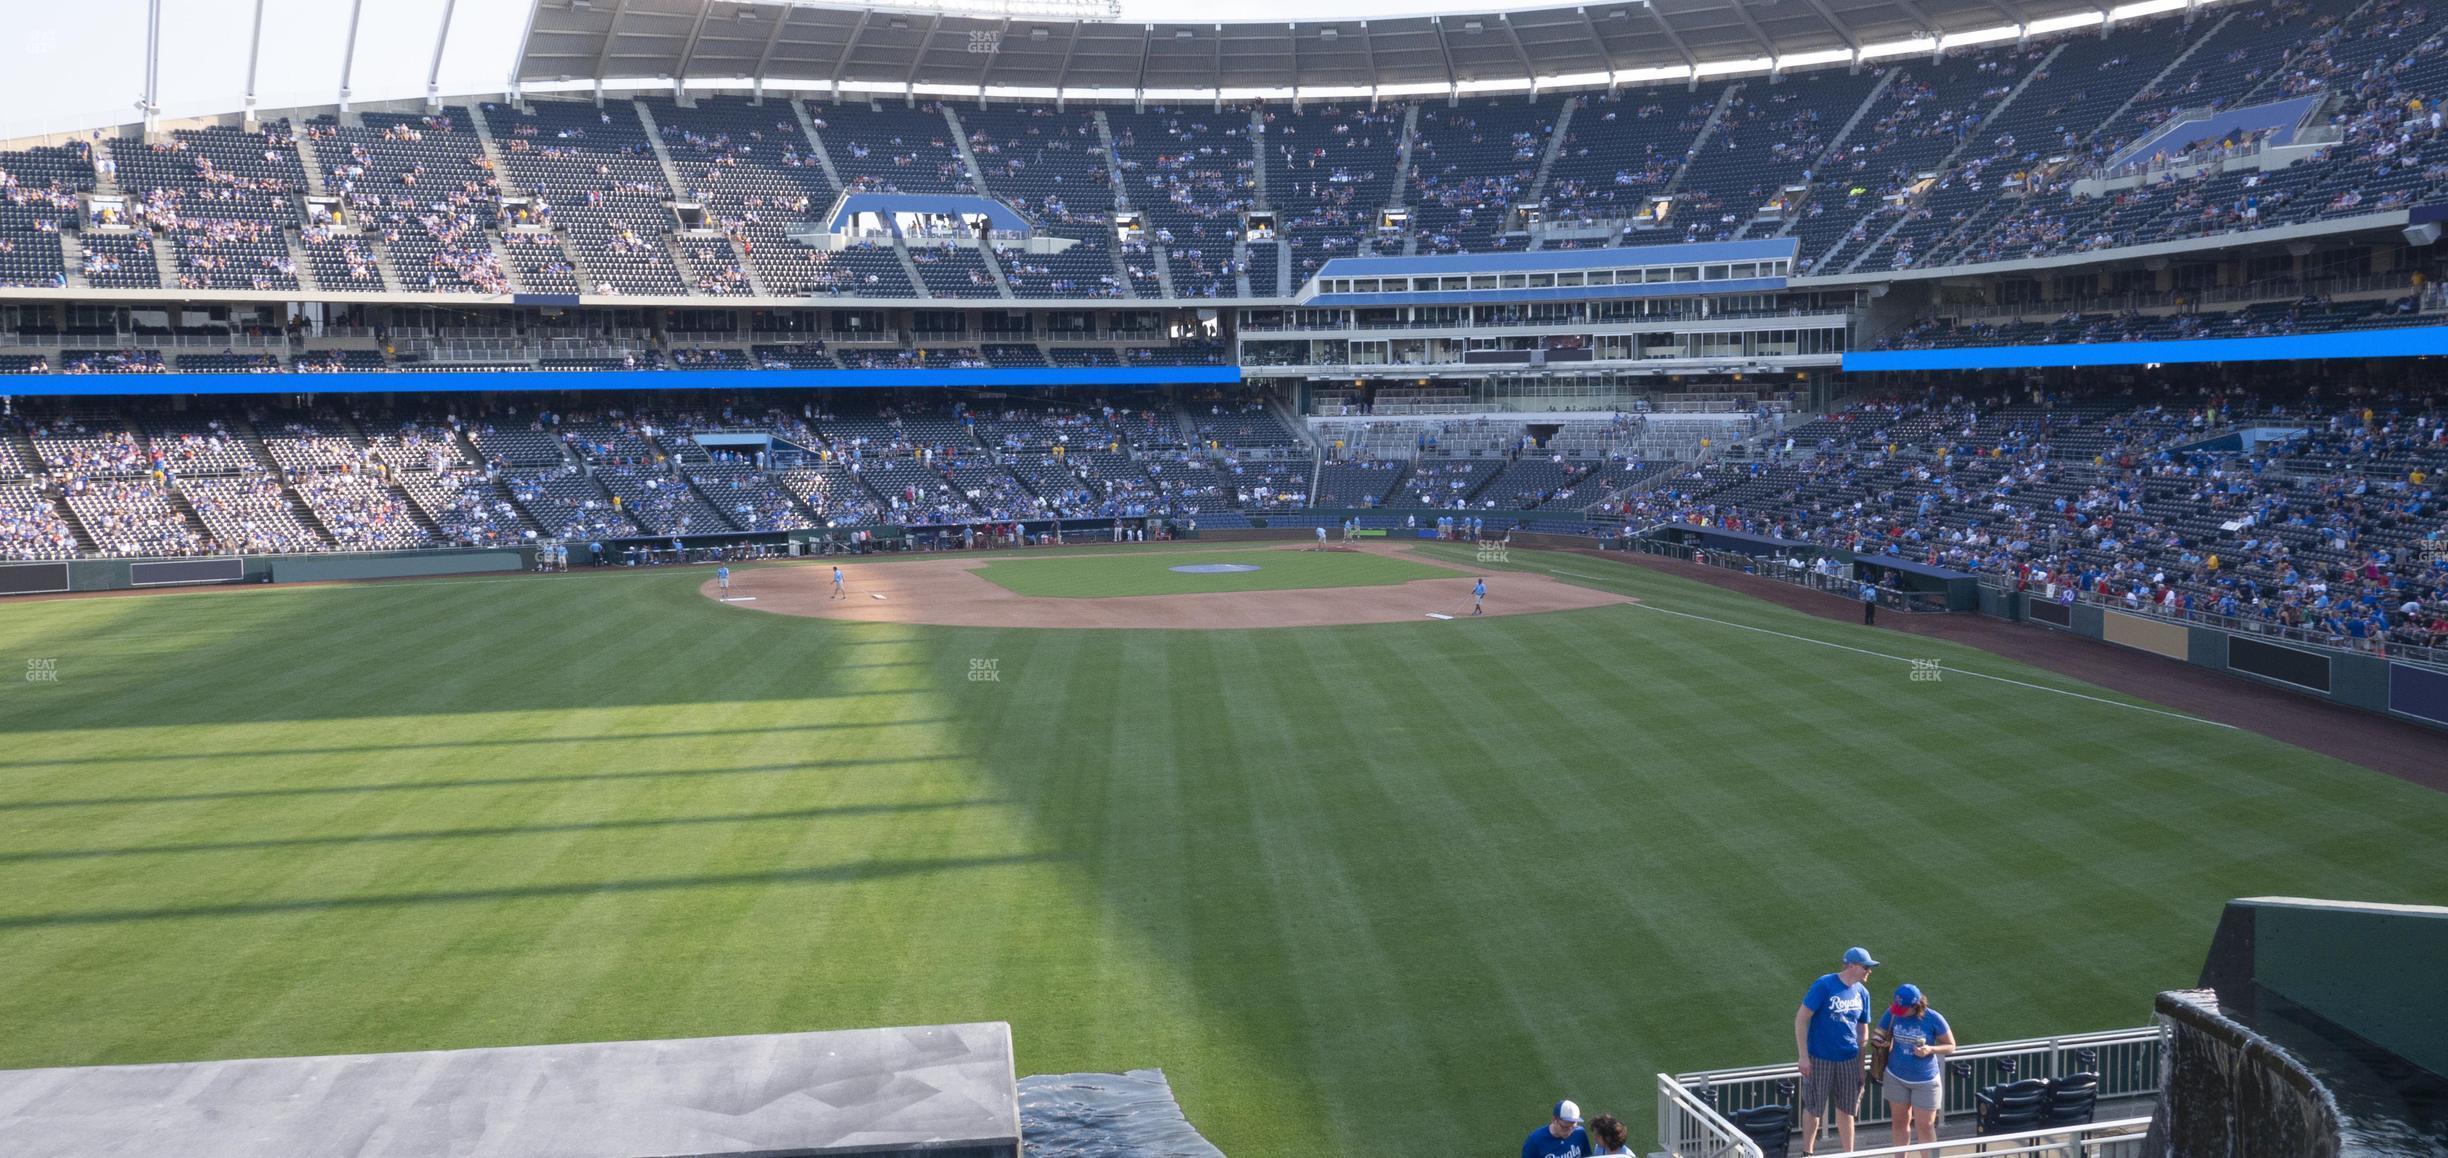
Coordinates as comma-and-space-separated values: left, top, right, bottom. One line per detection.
704, 545, 1632, 630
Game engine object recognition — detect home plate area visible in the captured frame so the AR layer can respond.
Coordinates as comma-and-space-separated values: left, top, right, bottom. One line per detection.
702, 544, 1634, 630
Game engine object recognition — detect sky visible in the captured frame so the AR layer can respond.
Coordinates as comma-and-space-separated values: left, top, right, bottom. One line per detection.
0, 0, 1598, 141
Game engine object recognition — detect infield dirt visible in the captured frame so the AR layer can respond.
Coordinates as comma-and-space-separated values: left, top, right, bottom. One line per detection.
703, 542, 1634, 629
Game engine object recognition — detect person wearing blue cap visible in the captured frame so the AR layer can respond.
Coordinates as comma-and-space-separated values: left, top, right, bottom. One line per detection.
1522, 1098, 1587, 1158
1794, 946, 1878, 1155
1874, 983, 1954, 1148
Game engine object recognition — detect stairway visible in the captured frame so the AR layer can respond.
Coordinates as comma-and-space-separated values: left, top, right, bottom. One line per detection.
788, 100, 849, 192
1274, 239, 1292, 297
665, 235, 710, 291
1661, 84, 1743, 200
1170, 400, 1209, 451
1107, 234, 1143, 298
58, 232, 89, 289
465, 103, 526, 198
1247, 107, 1269, 208
163, 488, 222, 552
1233, 236, 1252, 298
973, 239, 1017, 298
1777, 68, 1899, 240
288, 232, 320, 294
372, 243, 410, 293
631, 100, 694, 198
236, 419, 341, 549
149, 234, 180, 287
889, 231, 935, 299
944, 105, 994, 197
1093, 110, 1130, 206
1523, 95, 1576, 206
88, 144, 120, 197
1839, 44, 2062, 275
557, 235, 597, 295
1152, 245, 1178, 298
5, 427, 52, 483
1090, 110, 1158, 296
728, 233, 771, 296
1386, 103, 1421, 215
41, 479, 103, 555
294, 132, 328, 196
1522, 95, 1587, 252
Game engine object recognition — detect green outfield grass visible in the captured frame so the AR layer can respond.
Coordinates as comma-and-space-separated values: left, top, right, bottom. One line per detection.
2, 545, 2445, 1155
970, 545, 1459, 597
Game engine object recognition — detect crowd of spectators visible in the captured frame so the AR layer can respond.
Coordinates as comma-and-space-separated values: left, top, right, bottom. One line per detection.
0, 390, 1349, 552
1603, 381, 2448, 656
0, 2, 2434, 309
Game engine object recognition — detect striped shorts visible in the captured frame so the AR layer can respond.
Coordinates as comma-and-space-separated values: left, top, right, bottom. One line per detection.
1800, 1055, 1866, 1118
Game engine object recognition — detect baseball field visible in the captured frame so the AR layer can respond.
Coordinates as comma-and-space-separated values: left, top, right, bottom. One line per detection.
3, 541, 2444, 1154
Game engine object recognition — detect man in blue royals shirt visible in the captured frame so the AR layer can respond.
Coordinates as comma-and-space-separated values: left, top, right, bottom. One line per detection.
1794, 946, 1878, 1155
1522, 1099, 1588, 1158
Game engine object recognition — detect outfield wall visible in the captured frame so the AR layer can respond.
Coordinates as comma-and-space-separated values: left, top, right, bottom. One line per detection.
1599, 536, 2448, 732
0, 548, 532, 596
1983, 588, 2446, 732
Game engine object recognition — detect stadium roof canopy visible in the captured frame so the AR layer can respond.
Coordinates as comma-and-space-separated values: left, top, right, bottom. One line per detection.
520, 0, 2192, 99
0, 0, 2208, 145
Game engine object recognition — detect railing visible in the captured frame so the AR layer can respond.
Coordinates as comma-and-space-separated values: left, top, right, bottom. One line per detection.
1658, 1071, 1764, 1158
1660, 1026, 2161, 1156
1618, 537, 1955, 613
2000, 581, 2448, 670
1833, 1119, 2151, 1157
1929, 272, 2420, 324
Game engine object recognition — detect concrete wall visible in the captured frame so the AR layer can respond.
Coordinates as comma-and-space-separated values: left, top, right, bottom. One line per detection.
1, 548, 534, 597
2001, 586, 2446, 732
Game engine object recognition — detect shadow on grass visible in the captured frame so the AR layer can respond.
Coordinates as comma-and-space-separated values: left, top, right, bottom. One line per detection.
0, 756, 946, 812
0, 798, 1004, 862
0, 720, 960, 770
0, 852, 1054, 930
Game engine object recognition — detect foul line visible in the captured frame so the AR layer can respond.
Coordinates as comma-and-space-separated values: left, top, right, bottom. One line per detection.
1621, 600, 2238, 730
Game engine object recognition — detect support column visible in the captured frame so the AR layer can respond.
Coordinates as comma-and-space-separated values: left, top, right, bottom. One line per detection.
427, 0, 460, 111
142, 0, 163, 135
242, 0, 266, 129
338, 0, 365, 113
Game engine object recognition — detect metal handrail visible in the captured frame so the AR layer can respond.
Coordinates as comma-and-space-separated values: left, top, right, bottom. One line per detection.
1833, 1117, 2153, 1158
1657, 1071, 1766, 1158
1673, 1027, 2157, 1086
1664, 1026, 2161, 1151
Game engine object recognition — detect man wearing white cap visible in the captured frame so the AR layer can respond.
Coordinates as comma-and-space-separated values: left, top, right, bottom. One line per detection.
1521, 1098, 1588, 1158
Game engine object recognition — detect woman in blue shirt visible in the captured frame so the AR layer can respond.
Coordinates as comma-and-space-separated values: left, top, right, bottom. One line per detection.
1873, 983, 1956, 1148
